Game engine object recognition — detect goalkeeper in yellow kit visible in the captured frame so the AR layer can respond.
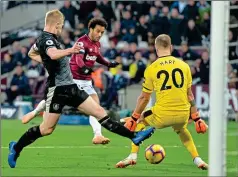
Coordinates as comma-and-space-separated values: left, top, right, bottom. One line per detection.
116, 34, 208, 170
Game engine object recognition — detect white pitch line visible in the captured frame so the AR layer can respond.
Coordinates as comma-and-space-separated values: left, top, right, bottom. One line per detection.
227, 132, 238, 136
1, 146, 108, 149
1, 145, 203, 149
227, 151, 238, 156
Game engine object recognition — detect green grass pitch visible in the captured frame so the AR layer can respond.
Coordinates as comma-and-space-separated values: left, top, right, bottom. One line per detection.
1, 118, 237, 176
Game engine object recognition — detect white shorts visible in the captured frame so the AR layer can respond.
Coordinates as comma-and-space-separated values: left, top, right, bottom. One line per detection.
73, 79, 97, 95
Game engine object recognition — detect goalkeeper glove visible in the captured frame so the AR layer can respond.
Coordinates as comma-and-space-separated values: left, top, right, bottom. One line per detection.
108, 61, 119, 68
124, 112, 141, 131
191, 112, 208, 134
81, 66, 93, 75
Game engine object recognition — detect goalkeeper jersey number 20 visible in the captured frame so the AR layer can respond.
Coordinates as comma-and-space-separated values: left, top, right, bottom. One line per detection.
142, 55, 192, 116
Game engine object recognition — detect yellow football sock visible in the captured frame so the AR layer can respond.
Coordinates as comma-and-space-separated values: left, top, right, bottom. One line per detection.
131, 122, 146, 153
178, 128, 199, 159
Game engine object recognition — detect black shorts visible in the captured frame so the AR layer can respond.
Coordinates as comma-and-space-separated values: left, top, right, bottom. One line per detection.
45, 84, 89, 113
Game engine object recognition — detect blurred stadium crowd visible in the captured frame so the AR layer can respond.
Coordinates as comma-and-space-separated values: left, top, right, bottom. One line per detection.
1, 0, 238, 108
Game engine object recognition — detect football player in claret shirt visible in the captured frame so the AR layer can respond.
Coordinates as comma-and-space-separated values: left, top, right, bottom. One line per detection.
69, 17, 120, 144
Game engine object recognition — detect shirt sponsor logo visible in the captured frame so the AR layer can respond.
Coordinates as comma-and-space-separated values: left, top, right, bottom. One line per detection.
86, 54, 97, 61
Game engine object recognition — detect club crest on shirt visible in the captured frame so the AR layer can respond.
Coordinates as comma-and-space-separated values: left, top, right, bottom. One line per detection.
53, 103, 59, 111
46, 40, 54, 45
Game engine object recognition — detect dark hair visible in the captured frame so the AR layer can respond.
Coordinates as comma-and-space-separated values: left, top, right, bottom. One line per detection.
88, 17, 108, 29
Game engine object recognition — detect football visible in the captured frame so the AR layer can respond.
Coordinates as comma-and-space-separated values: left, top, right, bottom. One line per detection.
145, 144, 166, 164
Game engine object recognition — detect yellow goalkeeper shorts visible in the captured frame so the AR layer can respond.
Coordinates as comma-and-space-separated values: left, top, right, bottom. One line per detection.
142, 107, 190, 131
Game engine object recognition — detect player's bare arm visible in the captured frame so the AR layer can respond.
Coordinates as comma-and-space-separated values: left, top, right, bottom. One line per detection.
187, 87, 199, 114
28, 44, 43, 63
124, 63, 154, 131
187, 87, 208, 134
134, 92, 151, 115
124, 91, 151, 131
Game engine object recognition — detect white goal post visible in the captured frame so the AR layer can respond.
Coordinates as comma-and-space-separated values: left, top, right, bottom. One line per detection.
209, 1, 230, 176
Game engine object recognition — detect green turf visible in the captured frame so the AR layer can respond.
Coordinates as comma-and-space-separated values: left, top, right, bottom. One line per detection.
1, 118, 237, 176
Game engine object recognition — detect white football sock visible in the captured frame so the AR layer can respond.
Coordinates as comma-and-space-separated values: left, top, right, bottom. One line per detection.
129, 153, 137, 160
33, 100, 46, 116
89, 115, 102, 137
193, 157, 202, 165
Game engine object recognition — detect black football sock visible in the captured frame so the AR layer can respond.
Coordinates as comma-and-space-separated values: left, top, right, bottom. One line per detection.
14, 125, 42, 153
99, 116, 135, 139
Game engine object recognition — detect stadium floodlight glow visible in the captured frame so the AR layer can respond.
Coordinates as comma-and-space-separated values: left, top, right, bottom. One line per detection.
209, 1, 230, 176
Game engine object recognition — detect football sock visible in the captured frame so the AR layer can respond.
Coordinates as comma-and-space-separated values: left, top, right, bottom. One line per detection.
131, 142, 140, 153
99, 116, 135, 139
131, 122, 146, 153
129, 153, 137, 160
178, 128, 199, 159
14, 126, 42, 153
89, 115, 102, 136
193, 157, 203, 165
33, 100, 46, 115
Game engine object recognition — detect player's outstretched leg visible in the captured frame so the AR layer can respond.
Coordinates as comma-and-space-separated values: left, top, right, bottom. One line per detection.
8, 113, 60, 168
116, 122, 146, 168
22, 100, 46, 124
78, 96, 155, 146
175, 127, 208, 170
98, 116, 154, 146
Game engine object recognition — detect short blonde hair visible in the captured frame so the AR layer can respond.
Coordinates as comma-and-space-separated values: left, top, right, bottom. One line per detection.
155, 34, 171, 49
45, 9, 64, 25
